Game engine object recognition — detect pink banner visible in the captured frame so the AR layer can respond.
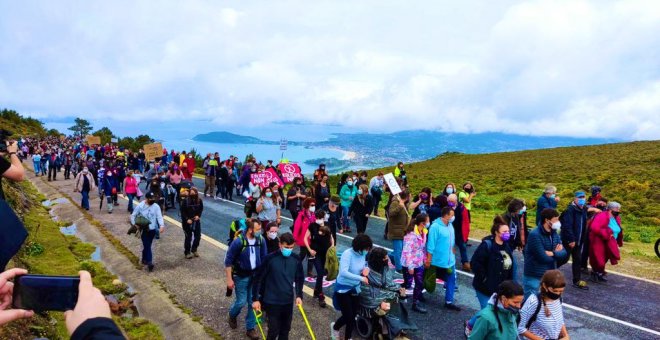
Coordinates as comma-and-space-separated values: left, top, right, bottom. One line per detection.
278, 163, 302, 184
250, 168, 284, 188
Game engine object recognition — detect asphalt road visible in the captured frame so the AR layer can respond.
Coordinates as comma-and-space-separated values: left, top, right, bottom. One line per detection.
155, 177, 660, 340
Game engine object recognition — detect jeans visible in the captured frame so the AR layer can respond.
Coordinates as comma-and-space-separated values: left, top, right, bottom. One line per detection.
138, 159, 144, 173
390, 239, 403, 271
48, 166, 57, 180
313, 255, 327, 296
456, 238, 469, 265
106, 196, 114, 213
468, 290, 492, 328
333, 291, 360, 339
40, 163, 47, 176
341, 205, 350, 229
64, 165, 71, 179
33, 161, 40, 175
523, 275, 541, 300
435, 265, 457, 304
229, 275, 256, 331
183, 220, 201, 255
264, 303, 293, 340
127, 193, 136, 212
141, 229, 156, 265
403, 266, 424, 303
81, 190, 90, 210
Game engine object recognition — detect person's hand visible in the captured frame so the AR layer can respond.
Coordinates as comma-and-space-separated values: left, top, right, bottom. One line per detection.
361, 276, 369, 285
568, 242, 575, 249
361, 268, 370, 277
64, 271, 111, 336
159, 227, 165, 234
309, 249, 317, 257
545, 251, 554, 257
365, 214, 370, 217
380, 301, 391, 311
399, 287, 407, 297
252, 301, 261, 312
555, 244, 563, 251
408, 268, 414, 275
295, 297, 302, 306
0, 268, 34, 326
276, 217, 281, 225
194, 216, 200, 221
6, 141, 18, 154
555, 196, 561, 202
187, 219, 193, 225
227, 278, 235, 290
424, 258, 431, 269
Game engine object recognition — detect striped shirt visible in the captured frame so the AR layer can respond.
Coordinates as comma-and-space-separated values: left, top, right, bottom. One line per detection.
518, 294, 564, 339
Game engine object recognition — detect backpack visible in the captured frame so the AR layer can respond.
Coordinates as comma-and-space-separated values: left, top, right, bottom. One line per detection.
231, 234, 263, 275
324, 246, 339, 281
525, 293, 562, 330
228, 219, 246, 242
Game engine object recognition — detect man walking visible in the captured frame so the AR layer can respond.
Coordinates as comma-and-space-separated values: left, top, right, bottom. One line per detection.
252, 233, 304, 340
73, 167, 95, 210
561, 191, 590, 290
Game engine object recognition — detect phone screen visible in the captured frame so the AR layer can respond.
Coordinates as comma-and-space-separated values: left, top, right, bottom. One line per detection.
13, 274, 80, 312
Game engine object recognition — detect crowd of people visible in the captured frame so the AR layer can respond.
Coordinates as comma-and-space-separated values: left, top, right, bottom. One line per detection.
1, 134, 629, 340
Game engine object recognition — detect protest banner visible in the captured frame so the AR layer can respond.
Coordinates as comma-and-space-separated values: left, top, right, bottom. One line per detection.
250, 168, 284, 189
143, 142, 163, 161
278, 163, 302, 184
111, 137, 118, 143
383, 173, 402, 195
85, 135, 101, 145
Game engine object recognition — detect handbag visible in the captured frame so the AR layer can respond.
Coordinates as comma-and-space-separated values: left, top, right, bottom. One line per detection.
111, 187, 117, 195
423, 267, 437, 293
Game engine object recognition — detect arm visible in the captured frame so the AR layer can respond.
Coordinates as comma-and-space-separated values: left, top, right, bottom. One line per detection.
256, 198, 264, 213
295, 255, 304, 299
0, 145, 25, 181
470, 242, 489, 280
304, 230, 315, 256
562, 209, 575, 244
467, 312, 491, 340
155, 206, 165, 231
527, 233, 555, 264
130, 206, 139, 225
553, 234, 569, 261
338, 251, 364, 282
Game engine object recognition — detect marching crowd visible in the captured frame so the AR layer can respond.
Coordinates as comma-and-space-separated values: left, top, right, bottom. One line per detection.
5, 134, 628, 340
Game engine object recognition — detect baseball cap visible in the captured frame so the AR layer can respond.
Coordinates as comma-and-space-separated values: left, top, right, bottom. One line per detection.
145, 192, 155, 199
575, 191, 586, 198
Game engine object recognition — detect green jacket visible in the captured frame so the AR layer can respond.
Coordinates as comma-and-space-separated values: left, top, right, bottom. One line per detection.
468, 305, 518, 340
339, 184, 358, 207
324, 246, 338, 281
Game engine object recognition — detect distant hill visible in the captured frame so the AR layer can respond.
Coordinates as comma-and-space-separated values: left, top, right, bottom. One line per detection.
193, 131, 269, 144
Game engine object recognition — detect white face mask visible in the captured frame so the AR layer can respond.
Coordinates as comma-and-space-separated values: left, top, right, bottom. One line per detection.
315, 219, 324, 224
309, 206, 316, 213
267, 231, 278, 240
551, 221, 562, 231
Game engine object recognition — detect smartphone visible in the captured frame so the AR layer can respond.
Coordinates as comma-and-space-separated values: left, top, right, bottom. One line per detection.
12, 274, 80, 312
226, 287, 233, 297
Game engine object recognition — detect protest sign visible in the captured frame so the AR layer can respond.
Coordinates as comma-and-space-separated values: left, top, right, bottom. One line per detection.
250, 168, 284, 189
85, 135, 101, 145
278, 163, 302, 184
383, 173, 402, 195
111, 137, 118, 143
143, 142, 163, 161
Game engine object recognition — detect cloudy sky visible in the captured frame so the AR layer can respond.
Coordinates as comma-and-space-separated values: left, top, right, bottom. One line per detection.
1, 0, 659, 140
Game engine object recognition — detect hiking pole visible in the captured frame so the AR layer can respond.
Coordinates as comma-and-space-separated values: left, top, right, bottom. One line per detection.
298, 304, 316, 340
253, 309, 266, 340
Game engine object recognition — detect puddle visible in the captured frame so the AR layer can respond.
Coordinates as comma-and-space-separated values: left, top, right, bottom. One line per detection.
49, 209, 59, 221
59, 224, 77, 236
90, 247, 101, 261
41, 197, 69, 207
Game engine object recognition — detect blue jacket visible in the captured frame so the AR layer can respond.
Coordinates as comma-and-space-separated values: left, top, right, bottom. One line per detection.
224, 234, 268, 277
523, 226, 568, 278
339, 184, 358, 207
560, 202, 588, 246
427, 219, 455, 269
535, 195, 558, 225
101, 175, 118, 196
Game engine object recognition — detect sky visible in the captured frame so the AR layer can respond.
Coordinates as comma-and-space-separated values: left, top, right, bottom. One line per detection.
1, 0, 659, 140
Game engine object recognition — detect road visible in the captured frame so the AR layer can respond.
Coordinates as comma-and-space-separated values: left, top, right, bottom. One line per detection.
155, 176, 660, 340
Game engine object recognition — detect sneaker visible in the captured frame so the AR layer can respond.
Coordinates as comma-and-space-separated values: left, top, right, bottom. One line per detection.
246, 329, 260, 340
147, 264, 154, 272
185, 254, 194, 259
444, 303, 461, 311
464, 320, 472, 338
573, 280, 589, 290
330, 322, 340, 340
412, 303, 427, 314
319, 298, 327, 308
193, 251, 200, 257
228, 315, 238, 329
214, 196, 219, 200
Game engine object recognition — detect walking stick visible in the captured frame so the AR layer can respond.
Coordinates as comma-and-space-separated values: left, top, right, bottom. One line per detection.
298, 304, 316, 340
253, 309, 266, 340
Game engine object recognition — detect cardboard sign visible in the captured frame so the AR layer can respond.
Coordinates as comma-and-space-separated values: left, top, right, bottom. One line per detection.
59, 135, 66, 141
278, 163, 302, 184
383, 173, 402, 195
143, 142, 163, 161
250, 168, 284, 189
111, 137, 118, 143
279, 138, 288, 151
85, 135, 101, 145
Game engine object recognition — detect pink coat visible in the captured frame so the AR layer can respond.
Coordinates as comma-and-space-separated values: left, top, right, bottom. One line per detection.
293, 210, 314, 247
589, 211, 623, 272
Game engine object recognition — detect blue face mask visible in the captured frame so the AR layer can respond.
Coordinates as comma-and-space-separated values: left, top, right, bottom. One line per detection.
577, 198, 586, 206
266, 192, 273, 198
550, 194, 556, 199
359, 250, 368, 257
357, 189, 363, 195
446, 188, 454, 194
519, 207, 526, 215
281, 248, 293, 257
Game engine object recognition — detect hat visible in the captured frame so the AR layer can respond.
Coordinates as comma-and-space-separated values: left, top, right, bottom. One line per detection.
575, 191, 586, 198
145, 192, 155, 199
591, 186, 601, 195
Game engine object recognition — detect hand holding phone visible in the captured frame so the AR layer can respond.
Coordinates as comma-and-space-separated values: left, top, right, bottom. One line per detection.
13, 274, 80, 312
0, 268, 34, 326
64, 271, 112, 336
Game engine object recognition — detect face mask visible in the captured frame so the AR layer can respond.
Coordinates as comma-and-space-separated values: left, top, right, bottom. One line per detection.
550, 194, 556, 199
505, 305, 520, 314
545, 290, 562, 300
253, 230, 262, 237
82, 168, 89, 174
551, 221, 561, 231
107, 172, 112, 176
357, 189, 363, 195
501, 231, 511, 241
266, 192, 272, 198
446, 188, 454, 194
268, 231, 278, 240
353, 177, 358, 182
347, 180, 353, 186
309, 206, 316, 213
449, 216, 455, 223
448, 202, 456, 208
359, 250, 368, 257
315, 219, 324, 224
147, 199, 155, 205
577, 198, 586, 206
281, 248, 293, 257
611, 211, 620, 217
519, 206, 526, 215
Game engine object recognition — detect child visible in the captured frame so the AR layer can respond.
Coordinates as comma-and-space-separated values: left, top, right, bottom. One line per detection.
401, 213, 429, 313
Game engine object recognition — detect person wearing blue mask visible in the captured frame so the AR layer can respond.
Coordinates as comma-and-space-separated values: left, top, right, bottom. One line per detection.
224, 219, 268, 340
426, 207, 462, 311
536, 185, 560, 226
252, 232, 304, 340
560, 191, 590, 290
331, 234, 373, 340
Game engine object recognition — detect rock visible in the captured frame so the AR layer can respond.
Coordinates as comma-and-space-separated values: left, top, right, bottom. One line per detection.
112, 279, 122, 286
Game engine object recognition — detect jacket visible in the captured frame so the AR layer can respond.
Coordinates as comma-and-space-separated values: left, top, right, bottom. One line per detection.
349, 195, 373, 221
224, 234, 268, 276
322, 203, 341, 241
535, 195, 558, 225
70, 317, 125, 340
401, 226, 427, 269
453, 202, 470, 243
293, 210, 314, 247
589, 212, 623, 270
387, 200, 409, 240
468, 299, 518, 340
180, 197, 204, 222
252, 251, 303, 305
339, 184, 358, 207
502, 212, 530, 249
101, 175, 118, 196
74, 172, 96, 192
560, 202, 588, 246
130, 201, 164, 231
426, 219, 455, 268
523, 226, 568, 278
359, 267, 399, 310
470, 237, 514, 296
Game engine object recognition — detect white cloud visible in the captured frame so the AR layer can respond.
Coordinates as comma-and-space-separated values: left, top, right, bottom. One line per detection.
0, 0, 658, 140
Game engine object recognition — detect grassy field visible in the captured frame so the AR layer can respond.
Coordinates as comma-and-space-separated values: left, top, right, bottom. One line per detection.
335, 140, 660, 278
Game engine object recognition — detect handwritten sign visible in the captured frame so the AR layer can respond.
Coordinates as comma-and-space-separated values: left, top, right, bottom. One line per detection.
279, 138, 288, 151
383, 173, 402, 196
85, 135, 101, 145
111, 137, 118, 143
278, 163, 302, 184
143, 142, 163, 161
250, 168, 284, 189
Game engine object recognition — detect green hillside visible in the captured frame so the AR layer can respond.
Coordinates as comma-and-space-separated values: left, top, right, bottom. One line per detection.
348, 140, 660, 265
1, 109, 55, 136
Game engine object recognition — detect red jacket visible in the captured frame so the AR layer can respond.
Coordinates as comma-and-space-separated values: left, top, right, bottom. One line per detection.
589, 211, 623, 271
184, 157, 196, 176
293, 210, 314, 247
